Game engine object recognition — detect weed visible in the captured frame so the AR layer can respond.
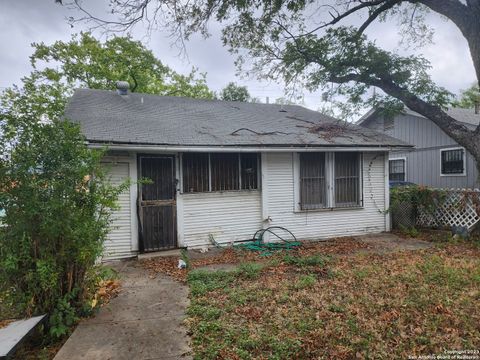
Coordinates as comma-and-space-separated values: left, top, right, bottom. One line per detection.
283, 254, 330, 267
186, 244, 480, 359
417, 255, 468, 289
399, 225, 419, 238
188, 269, 235, 296
295, 274, 316, 289
328, 304, 346, 313
237, 262, 263, 279
353, 267, 370, 280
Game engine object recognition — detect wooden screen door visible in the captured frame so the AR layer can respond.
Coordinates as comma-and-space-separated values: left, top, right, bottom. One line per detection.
138, 155, 177, 252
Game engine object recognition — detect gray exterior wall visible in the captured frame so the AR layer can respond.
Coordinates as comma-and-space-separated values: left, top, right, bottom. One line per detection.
362, 113, 479, 189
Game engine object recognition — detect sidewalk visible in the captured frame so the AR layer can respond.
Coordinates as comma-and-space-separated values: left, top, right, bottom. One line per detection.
54, 261, 191, 360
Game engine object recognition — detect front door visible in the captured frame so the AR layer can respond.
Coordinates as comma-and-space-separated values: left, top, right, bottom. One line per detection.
138, 155, 177, 252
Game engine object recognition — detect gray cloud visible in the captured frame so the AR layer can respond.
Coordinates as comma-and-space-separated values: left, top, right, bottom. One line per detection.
0, 0, 475, 112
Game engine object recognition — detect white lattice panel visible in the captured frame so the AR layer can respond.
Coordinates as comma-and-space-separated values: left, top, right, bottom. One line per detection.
417, 189, 480, 231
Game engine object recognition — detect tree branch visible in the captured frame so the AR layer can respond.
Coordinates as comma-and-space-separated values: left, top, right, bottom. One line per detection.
328, 72, 479, 157
357, 0, 401, 35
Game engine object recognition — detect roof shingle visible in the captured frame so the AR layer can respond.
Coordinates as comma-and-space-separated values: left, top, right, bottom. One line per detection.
65, 89, 411, 148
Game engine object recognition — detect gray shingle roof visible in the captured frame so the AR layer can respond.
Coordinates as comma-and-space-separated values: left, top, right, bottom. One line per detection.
359, 107, 480, 130
65, 89, 411, 148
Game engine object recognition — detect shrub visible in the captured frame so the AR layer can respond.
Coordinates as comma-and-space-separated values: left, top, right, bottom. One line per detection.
390, 186, 447, 215
0, 115, 127, 330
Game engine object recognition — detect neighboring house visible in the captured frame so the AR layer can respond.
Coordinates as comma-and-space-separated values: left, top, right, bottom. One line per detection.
65, 86, 410, 260
358, 108, 480, 189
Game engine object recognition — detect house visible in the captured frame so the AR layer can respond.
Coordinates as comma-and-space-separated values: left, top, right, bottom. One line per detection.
358, 107, 480, 189
65, 85, 411, 260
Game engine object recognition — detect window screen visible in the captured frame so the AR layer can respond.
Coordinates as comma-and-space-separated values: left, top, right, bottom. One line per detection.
299, 153, 327, 210
334, 152, 361, 207
441, 149, 464, 175
389, 159, 405, 181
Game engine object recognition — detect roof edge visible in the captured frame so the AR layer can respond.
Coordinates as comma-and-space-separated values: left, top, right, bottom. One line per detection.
87, 141, 413, 153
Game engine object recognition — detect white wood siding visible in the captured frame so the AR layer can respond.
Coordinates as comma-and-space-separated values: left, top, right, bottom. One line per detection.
263, 152, 387, 239
102, 161, 137, 260
180, 191, 262, 248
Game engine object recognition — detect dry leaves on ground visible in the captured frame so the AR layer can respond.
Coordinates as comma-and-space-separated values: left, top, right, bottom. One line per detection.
141, 237, 372, 282
186, 241, 480, 359
91, 279, 121, 308
0, 319, 15, 329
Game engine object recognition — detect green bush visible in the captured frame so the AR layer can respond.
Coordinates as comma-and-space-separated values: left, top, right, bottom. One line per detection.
390, 186, 447, 215
0, 113, 127, 331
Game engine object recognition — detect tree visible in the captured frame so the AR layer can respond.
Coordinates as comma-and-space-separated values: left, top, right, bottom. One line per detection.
220, 82, 250, 102
453, 83, 480, 109
65, 0, 480, 176
30, 32, 214, 99
0, 78, 127, 335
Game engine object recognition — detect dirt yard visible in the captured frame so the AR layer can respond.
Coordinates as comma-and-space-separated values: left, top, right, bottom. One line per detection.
142, 233, 480, 359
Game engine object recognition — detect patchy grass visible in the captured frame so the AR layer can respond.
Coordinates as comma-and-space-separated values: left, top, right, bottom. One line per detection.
186, 243, 480, 359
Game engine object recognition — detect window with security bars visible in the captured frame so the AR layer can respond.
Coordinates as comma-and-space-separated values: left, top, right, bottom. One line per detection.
182, 153, 209, 192
441, 148, 465, 175
240, 153, 259, 190
334, 152, 361, 207
299, 153, 327, 210
389, 159, 406, 181
299, 152, 362, 209
182, 153, 259, 192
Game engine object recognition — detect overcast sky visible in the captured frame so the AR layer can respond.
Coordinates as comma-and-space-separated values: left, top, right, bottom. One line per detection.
0, 0, 476, 112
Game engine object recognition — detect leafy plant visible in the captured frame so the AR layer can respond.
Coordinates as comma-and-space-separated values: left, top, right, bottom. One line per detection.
0, 76, 128, 336
49, 293, 79, 338
390, 186, 447, 216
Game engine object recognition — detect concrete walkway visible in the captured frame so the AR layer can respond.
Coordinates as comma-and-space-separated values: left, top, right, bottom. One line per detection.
54, 261, 191, 360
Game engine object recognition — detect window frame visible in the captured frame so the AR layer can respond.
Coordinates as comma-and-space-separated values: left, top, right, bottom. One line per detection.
440, 147, 466, 177
298, 152, 328, 210
180, 152, 261, 194
389, 157, 407, 182
333, 152, 363, 208
295, 152, 363, 211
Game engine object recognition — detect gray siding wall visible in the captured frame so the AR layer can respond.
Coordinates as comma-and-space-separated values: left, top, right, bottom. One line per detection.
363, 113, 479, 189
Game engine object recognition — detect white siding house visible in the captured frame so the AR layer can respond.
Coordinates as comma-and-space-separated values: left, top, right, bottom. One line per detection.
66, 87, 410, 260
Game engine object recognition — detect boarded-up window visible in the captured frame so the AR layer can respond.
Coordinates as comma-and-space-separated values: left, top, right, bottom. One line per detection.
334, 152, 361, 207
441, 148, 465, 175
211, 153, 239, 191
241, 153, 259, 190
300, 153, 326, 209
182, 153, 259, 193
182, 153, 209, 193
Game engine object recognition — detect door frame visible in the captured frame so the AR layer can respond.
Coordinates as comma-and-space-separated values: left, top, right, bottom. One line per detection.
137, 153, 178, 252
